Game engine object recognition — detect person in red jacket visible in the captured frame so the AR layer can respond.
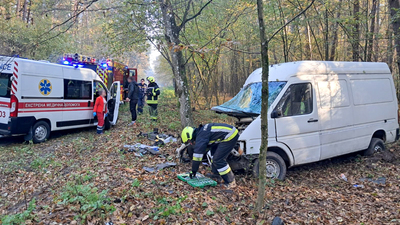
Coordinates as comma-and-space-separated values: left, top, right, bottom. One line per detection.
93, 89, 108, 134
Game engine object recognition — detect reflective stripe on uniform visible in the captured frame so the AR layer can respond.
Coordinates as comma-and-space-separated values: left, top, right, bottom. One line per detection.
193, 153, 203, 161
222, 128, 238, 142
147, 100, 158, 104
211, 126, 232, 133
210, 126, 238, 143
217, 165, 232, 175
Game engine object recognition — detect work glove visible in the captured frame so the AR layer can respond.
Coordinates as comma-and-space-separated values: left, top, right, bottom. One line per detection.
189, 171, 196, 179
93, 112, 97, 117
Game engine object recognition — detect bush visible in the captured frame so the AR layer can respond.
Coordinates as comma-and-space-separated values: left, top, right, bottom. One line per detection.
57, 183, 115, 222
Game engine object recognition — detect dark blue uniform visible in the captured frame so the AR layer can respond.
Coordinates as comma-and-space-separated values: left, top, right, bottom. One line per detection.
192, 123, 239, 184
137, 83, 147, 114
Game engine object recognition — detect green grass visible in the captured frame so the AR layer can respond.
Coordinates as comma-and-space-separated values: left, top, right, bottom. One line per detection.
151, 196, 187, 219
0, 198, 36, 225
56, 182, 115, 222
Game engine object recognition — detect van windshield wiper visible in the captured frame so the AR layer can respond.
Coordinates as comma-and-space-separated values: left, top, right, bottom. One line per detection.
214, 105, 258, 119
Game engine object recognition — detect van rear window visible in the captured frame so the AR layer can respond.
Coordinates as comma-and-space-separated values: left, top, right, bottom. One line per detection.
0, 73, 11, 98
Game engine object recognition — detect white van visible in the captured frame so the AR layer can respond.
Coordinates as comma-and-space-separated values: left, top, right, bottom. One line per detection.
212, 61, 399, 179
0, 56, 121, 143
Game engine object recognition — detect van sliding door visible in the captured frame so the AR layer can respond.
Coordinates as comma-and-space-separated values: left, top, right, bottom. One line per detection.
315, 75, 354, 159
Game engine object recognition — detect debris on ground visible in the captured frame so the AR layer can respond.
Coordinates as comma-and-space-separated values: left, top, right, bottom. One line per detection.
272, 216, 285, 225
143, 162, 177, 173
340, 173, 348, 182
137, 128, 177, 145
123, 143, 160, 155
353, 184, 365, 188
359, 177, 386, 184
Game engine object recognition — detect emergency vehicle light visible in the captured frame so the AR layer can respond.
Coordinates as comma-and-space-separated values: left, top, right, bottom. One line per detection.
63, 60, 70, 65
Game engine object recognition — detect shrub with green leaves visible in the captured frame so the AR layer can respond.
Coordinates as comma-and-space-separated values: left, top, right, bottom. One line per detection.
57, 183, 115, 222
0, 198, 36, 225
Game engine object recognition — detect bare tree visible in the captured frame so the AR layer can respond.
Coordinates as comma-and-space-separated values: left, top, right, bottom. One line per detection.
255, 0, 315, 213
158, 0, 212, 127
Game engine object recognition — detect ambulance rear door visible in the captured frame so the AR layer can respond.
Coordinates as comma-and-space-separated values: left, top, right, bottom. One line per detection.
108, 81, 121, 125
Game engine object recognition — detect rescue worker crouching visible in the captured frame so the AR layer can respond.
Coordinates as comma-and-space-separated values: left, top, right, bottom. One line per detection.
146, 76, 160, 121
181, 123, 239, 188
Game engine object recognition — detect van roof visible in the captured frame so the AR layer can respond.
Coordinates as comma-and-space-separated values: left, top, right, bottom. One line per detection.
244, 61, 391, 87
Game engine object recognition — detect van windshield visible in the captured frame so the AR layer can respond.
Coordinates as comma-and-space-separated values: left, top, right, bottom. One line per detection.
212, 81, 287, 116
0, 73, 11, 98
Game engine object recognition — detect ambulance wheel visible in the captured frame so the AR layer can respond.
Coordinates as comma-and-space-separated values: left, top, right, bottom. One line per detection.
104, 117, 111, 130
363, 138, 385, 156
32, 121, 50, 143
252, 152, 286, 180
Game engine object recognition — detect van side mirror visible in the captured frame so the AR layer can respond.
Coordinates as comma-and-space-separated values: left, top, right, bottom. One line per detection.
271, 109, 282, 118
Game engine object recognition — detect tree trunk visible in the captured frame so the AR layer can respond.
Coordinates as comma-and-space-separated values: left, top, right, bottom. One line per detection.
373, 0, 380, 62
366, 0, 377, 61
324, 8, 329, 61
329, 0, 342, 61
352, 0, 360, 61
160, 0, 194, 127
389, 0, 400, 74
22, 0, 28, 22
256, 0, 269, 213
16, 0, 21, 18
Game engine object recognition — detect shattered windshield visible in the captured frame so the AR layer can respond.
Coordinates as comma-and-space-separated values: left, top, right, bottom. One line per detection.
212, 81, 286, 115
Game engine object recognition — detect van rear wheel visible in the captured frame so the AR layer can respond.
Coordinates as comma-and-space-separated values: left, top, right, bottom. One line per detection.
363, 138, 385, 156
32, 121, 50, 143
252, 151, 287, 180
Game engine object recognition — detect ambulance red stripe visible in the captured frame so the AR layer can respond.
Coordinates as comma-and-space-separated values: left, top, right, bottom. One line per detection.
13, 72, 18, 79
14, 67, 18, 73
19, 102, 93, 109
19, 108, 93, 113
14, 61, 18, 66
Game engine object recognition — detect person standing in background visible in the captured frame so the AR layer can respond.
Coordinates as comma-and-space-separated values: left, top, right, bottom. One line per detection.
126, 77, 139, 126
93, 89, 108, 134
137, 78, 147, 115
146, 76, 160, 122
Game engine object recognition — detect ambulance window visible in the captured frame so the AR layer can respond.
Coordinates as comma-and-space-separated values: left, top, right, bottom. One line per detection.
64, 79, 92, 100
276, 83, 313, 117
0, 73, 11, 98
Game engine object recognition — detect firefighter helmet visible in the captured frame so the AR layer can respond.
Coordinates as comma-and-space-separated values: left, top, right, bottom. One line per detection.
181, 126, 195, 144
147, 76, 155, 83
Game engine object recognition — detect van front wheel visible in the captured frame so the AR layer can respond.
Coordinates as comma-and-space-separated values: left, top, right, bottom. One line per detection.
252, 151, 287, 180
32, 121, 50, 143
363, 138, 385, 156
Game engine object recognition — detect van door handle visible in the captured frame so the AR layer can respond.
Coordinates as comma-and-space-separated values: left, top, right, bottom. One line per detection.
308, 118, 318, 123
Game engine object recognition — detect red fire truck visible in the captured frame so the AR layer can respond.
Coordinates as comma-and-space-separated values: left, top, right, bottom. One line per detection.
61, 54, 137, 89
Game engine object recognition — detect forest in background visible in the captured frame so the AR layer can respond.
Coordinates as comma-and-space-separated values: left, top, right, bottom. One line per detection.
2, 0, 400, 108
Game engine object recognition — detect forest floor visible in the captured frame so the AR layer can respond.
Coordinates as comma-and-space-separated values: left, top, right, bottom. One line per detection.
0, 90, 399, 225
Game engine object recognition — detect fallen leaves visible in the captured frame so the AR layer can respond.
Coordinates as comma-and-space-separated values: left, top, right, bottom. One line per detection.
1, 101, 400, 224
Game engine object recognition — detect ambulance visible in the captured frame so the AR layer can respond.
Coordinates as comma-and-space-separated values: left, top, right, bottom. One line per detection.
0, 56, 121, 143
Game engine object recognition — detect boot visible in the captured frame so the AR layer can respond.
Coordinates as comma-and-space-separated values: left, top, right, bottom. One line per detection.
206, 173, 222, 182
225, 179, 237, 189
